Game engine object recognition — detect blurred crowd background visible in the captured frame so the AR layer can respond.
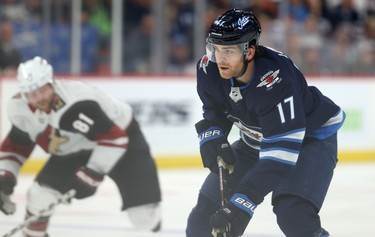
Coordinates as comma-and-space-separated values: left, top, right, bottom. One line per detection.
0, 0, 375, 76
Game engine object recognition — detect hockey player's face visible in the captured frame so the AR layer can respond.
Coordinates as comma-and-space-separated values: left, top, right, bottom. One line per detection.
26, 84, 55, 112
214, 44, 244, 79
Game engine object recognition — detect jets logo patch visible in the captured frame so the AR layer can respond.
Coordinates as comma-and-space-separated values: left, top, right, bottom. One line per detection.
238, 16, 250, 30
257, 69, 282, 90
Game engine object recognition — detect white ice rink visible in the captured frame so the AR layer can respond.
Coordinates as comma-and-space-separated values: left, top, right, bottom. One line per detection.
1, 162, 374, 237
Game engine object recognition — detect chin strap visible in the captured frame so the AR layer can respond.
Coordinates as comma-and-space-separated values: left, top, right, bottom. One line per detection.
233, 56, 250, 79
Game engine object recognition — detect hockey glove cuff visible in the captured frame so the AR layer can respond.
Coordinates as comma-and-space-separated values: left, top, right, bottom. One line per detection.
210, 193, 257, 237
195, 119, 235, 174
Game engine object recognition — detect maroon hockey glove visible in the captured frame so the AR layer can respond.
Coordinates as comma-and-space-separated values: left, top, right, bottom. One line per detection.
0, 170, 17, 215
68, 167, 104, 199
0, 170, 16, 195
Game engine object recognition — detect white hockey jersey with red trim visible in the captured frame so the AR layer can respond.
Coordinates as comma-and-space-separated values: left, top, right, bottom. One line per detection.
0, 80, 133, 175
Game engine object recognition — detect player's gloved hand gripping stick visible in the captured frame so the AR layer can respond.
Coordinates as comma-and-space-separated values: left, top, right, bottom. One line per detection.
211, 176, 258, 237
195, 119, 235, 174
0, 170, 17, 215
67, 166, 104, 199
0, 192, 15, 215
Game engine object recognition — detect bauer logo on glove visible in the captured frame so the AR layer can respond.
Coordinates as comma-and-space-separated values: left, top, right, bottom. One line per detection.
198, 127, 223, 144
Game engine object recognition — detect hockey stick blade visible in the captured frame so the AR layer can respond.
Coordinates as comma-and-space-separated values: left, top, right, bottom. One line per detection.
2, 189, 76, 237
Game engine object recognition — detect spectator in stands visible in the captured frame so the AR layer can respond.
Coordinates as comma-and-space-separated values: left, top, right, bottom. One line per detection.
166, 33, 194, 75
353, 42, 375, 75
250, 0, 279, 19
123, 0, 152, 35
123, 12, 153, 73
285, 31, 303, 69
82, 0, 111, 74
353, 15, 375, 74
323, 22, 358, 74
288, 0, 310, 24
0, 0, 43, 23
325, 0, 361, 33
0, 21, 21, 74
361, 15, 375, 44
83, 0, 111, 46
0, 0, 26, 22
257, 9, 287, 53
0, 0, 373, 75
365, 0, 375, 17
298, 15, 325, 75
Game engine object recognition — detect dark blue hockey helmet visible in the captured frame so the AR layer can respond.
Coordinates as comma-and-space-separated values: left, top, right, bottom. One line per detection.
207, 9, 262, 46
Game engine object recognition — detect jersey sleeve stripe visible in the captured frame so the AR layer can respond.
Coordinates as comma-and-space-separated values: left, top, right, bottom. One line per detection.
262, 128, 305, 143
309, 110, 346, 140
0, 152, 27, 165
98, 137, 129, 146
260, 148, 299, 165
322, 109, 344, 127
259, 156, 297, 165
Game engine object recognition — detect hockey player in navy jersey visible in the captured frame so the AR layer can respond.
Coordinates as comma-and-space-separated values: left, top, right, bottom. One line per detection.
186, 9, 345, 237
0, 57, 162, 236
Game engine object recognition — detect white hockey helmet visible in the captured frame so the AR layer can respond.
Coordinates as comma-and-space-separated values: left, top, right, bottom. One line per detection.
17, 56, 54, 93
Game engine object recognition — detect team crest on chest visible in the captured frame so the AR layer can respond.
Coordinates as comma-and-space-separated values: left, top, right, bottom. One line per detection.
257, 69, 282, 90
229, 87, 243, 102
48, 128, 69, 154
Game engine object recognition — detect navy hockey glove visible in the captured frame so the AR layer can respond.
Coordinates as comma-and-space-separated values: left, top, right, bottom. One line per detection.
195, 119, 235, 174
67, 167, 104, 199
0, 170, 17, 215
210, 193, 257, 237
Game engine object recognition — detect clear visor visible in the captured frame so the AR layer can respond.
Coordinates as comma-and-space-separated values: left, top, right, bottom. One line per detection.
205, 42, 248, 63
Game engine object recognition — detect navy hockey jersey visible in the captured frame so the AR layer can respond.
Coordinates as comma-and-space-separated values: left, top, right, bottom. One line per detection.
196, 46, 345, 201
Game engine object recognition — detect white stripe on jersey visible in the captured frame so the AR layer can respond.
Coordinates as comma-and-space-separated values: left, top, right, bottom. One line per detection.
99, 137, 129, 146
0, 151, 27, 164
322, 109, 344, 127
0, 153, 26, 175
260, 147, 299, 165
262, 128, 305, 143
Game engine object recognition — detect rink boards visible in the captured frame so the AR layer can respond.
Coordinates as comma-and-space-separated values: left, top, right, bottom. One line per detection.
0, 75, 374, 173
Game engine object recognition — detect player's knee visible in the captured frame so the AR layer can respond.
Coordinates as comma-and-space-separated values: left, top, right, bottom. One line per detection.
26, 181, 62, 216
127, 202, 161, 231
273, 195, 322, 237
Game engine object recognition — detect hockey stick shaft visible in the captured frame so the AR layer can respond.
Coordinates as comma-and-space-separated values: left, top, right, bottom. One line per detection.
217, 157, 230, 237
218, 165, 226, 207
217, 156, 231, 206
2, 189, 76, 237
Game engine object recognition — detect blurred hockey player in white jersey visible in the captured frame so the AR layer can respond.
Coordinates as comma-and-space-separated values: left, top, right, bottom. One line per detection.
0, 56, 162, 236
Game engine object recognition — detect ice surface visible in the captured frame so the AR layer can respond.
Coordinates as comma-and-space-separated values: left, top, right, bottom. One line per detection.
1, 163, 374, 237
